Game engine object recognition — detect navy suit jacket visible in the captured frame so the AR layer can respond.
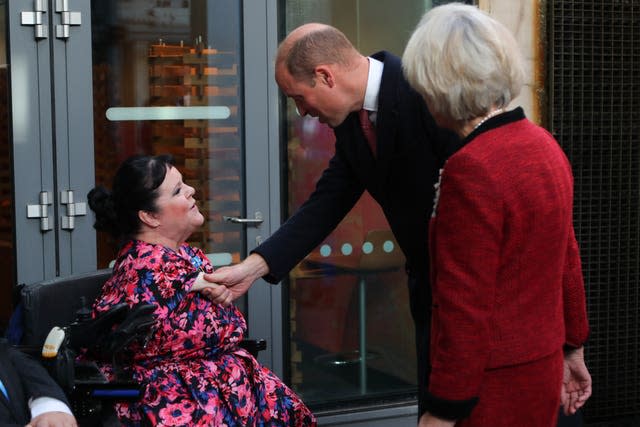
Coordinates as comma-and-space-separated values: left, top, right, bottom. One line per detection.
254, 51, 458, 287
0, 341, 70, 426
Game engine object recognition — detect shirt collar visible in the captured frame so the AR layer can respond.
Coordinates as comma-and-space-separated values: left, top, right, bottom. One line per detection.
363, 56, 383, 113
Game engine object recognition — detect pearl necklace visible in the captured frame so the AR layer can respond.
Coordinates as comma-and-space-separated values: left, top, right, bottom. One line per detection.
472, 108, 504, 132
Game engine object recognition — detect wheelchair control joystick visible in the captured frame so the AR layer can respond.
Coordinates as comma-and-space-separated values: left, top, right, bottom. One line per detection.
75, 296, 93, 323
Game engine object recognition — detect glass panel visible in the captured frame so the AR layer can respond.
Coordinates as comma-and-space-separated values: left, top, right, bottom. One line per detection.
0, 5, 14, 330
284, 0, 427, 409
90, 1, 244, 276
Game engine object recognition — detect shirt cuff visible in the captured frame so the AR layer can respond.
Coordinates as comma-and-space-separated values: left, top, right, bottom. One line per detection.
29, 396, 73, 418
424, 392, 478, 421
189, 271, 208, 291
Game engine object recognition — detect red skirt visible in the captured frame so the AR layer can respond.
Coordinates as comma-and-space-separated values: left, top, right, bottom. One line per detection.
458, 349, 563, 427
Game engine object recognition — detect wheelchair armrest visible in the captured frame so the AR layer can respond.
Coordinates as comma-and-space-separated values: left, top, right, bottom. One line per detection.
96, 304, 155, 359
239, 338, 267, 357
12, 344, 41, 358
67, 303, 130, 351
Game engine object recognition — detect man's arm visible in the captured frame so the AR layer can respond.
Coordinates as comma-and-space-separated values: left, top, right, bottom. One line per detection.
202, 253, 269, 302
6, 345, 77, 426
206, 140, 365, 300
28, 398, 77, 427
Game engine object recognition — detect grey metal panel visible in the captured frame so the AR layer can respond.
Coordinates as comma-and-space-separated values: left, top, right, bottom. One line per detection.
50, 0, 96, 275
243, 0, 284, 376
8, 0, 57, 284
317, 404, 418, 426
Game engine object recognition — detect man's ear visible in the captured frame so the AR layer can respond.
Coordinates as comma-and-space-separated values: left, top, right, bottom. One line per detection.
138, 210, 160, 228
314, 65, 334, 87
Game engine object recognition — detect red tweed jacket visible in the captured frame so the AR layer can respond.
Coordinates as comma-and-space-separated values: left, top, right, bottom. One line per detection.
427, 108, 589, 413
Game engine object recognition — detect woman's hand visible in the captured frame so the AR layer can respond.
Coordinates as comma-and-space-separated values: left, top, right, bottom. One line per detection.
191, 272, 234, 306
561, 346, 592, 415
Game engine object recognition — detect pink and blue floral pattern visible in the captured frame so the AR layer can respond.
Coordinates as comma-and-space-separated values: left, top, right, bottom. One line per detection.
93, 240, 316, 426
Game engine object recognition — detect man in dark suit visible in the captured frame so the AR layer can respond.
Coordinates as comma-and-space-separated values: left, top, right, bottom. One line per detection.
0, 340, 77, 427
205, 22, 458, 418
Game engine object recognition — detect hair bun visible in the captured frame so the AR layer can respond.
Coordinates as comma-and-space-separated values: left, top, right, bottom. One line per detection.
87, 186, 118, 235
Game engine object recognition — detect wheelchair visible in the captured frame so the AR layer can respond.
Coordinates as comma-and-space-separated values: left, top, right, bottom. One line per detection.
15, 268, 266, 426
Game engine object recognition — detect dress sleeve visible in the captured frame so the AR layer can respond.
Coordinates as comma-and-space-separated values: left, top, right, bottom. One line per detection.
562, 227, 589, 348
426, 154, 502, 418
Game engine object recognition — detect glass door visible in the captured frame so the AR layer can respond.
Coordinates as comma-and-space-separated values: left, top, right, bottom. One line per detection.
87, 1, 279, 368
89, 1, 246, 270
0, 1, 278, 356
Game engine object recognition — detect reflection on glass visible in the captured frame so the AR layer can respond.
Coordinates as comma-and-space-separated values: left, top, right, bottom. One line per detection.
284, 0, 429, 411
0, 5, 14, 329
90, 1, 244, 273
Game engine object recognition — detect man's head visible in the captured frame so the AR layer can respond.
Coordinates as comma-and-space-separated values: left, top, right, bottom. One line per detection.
275, 23, 368, 127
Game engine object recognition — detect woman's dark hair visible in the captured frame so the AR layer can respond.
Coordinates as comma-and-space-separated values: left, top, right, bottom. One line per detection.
88, 154, 174, 239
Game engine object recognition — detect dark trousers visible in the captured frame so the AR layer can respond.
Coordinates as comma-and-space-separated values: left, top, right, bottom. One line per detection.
407, 273, 431, 418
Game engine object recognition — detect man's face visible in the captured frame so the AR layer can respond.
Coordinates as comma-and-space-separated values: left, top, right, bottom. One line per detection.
276, 63, 347, 128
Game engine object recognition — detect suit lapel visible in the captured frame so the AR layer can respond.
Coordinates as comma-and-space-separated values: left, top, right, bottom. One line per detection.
0, 346, 27, 423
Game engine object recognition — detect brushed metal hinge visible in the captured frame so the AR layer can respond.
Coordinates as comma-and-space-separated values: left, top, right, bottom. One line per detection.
20, 0, 48, 40
55, 0, 81, 39
26, 191, 52, 232
60, 190, 87, 230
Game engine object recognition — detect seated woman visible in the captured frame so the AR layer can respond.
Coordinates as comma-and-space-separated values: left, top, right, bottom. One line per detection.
87, 154, 316, 426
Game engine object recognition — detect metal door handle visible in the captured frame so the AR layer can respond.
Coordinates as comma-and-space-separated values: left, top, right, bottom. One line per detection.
223, 211, 263, 226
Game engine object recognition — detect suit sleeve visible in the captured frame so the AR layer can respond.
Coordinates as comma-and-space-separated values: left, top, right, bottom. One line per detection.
253, 147, 364, 283
426, 154, 501, 418
8, 346, 70, 405
562, 227, 589, 348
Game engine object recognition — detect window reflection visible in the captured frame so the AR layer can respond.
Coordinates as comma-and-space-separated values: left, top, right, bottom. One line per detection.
283, 0, 428, 410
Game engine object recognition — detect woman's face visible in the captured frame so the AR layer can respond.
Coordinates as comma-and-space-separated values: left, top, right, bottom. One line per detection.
152, 165, 204, 241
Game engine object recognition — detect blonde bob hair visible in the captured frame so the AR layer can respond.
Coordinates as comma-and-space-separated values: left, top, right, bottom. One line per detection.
402, 3, 525, 121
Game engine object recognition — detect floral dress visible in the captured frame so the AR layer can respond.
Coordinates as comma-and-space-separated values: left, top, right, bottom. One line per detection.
93, 239, 316, 426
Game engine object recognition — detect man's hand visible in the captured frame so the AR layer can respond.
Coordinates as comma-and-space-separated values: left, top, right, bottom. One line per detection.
418, 412, 456, 427
561, 346, 592, 415
203, 253, 269, 303
197, 283, 234, 306
27, 411, 77, 427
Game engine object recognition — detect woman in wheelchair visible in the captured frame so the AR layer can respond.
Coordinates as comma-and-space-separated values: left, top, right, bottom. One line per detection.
87, 154, 316, 426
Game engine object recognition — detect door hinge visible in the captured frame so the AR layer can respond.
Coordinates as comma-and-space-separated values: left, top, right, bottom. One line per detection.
20, 0, 48, 40
60, 190, 87, 230
26, 191, 52, 232
55, 0, 81, 39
